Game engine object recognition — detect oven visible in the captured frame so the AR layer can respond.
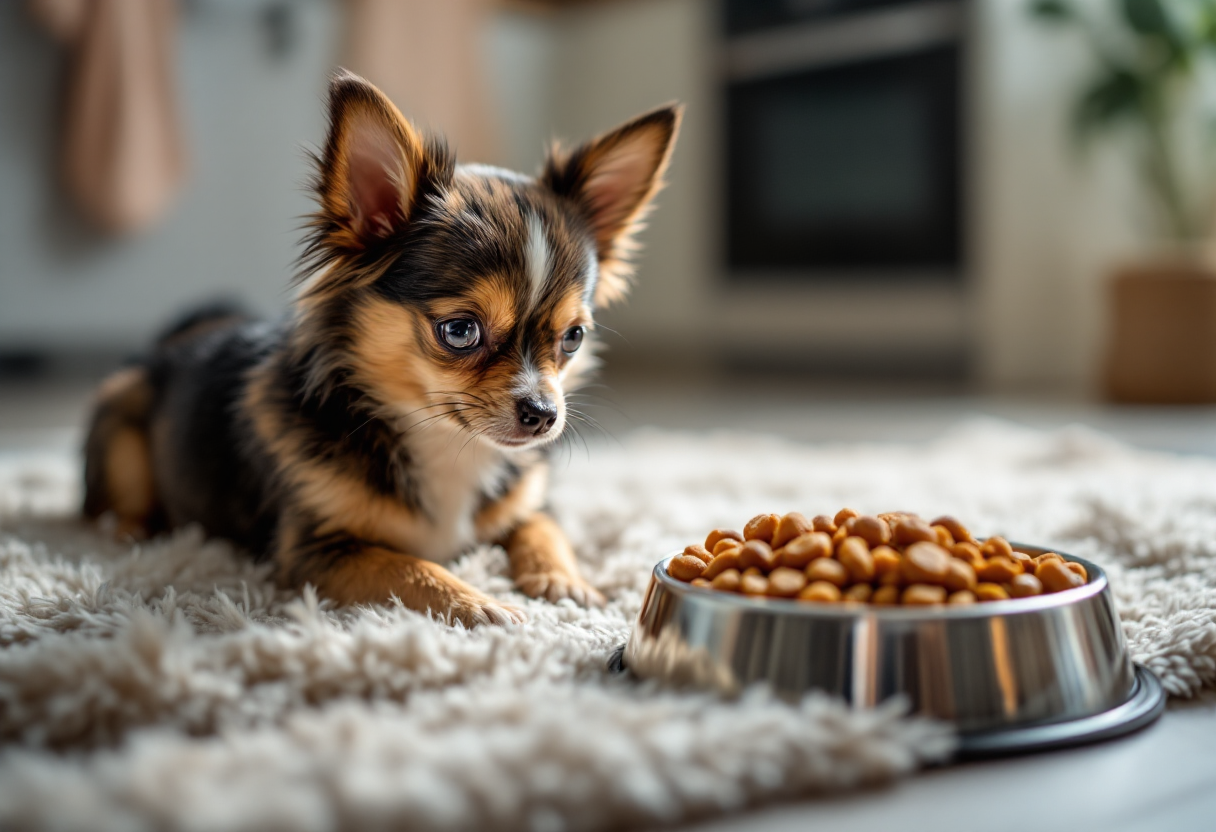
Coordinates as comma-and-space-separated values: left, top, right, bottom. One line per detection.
725, 0, 966, 280
714, 0, 972, 374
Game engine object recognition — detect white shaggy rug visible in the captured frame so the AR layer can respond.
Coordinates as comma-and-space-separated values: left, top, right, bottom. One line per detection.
1, 420, 1215, 831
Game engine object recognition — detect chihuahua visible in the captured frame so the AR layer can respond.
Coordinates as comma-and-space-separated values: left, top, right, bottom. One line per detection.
82, 71, 681, 626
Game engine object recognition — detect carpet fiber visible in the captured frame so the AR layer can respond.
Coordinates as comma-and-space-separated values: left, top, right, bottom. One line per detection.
1, 420, 1214, 831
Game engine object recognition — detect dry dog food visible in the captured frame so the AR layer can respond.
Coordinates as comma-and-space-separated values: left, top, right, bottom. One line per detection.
668, 509, 1089, 606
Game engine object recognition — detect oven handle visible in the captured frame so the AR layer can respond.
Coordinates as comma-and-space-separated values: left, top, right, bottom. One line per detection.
724, 1, 965, 83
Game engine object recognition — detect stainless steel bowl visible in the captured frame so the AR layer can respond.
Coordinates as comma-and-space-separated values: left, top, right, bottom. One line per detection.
625, 545, 1164, 756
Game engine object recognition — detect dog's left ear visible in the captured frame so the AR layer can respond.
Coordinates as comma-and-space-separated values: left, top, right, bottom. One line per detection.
542, 104, 682, 307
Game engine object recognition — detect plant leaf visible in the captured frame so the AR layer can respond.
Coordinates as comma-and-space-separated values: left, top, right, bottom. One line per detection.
1029, 0, 1075, 24
1122, 0, 1168, 34
1072, 68, 1144, 142
1121, 0, 1184, 53
1196, 2, 1216, 48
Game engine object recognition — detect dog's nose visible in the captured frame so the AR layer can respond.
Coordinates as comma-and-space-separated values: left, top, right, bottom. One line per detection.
517, 398, 557, 435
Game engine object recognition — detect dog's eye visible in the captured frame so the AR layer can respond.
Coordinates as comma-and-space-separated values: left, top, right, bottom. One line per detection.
561, 326, 585, 355
438, 318, 481, 351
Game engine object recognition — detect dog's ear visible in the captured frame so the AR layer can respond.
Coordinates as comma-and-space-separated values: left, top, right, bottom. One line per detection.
301, 71, 450, 292
542, 103, 682, 307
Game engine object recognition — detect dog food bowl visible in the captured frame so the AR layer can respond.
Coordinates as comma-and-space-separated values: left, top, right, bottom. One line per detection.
625, 546, 1164, 757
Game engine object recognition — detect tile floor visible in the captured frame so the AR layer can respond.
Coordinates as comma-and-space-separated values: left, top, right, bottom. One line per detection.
3, 371, 1216, 831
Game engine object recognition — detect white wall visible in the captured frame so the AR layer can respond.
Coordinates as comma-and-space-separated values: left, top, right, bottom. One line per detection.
485, 7, 558, 174
0, 1, 341, 353
544, 0, 715, 363
972, 0, 1146, 393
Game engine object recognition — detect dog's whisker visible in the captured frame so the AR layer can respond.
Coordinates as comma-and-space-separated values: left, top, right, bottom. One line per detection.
590, 323, 631, 346
567, 406, 612, 435
400, 408, 476, 437
456, 425, 491, 463
563, 419, 593, 463
565, 396, 631, 420
566, 409, 621, 449
432, 390, 493, 407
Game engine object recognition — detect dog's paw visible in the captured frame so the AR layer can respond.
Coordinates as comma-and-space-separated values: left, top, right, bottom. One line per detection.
515, 571, 606, 607
448, 593, 527, 628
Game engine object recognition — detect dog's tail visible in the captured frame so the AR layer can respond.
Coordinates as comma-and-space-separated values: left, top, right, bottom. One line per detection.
83, 299, 249, 533
153, 299, 250, 350
82, 365, 159, 535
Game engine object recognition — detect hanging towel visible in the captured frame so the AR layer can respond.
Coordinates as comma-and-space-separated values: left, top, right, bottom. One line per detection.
344, 0, 498, 165
30, 0, 186, 234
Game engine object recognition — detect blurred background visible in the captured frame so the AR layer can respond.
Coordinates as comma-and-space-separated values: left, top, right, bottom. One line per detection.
4, 0, 1216, 455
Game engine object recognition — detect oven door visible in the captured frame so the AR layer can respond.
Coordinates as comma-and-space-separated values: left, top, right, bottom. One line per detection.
724, 2, 965, 280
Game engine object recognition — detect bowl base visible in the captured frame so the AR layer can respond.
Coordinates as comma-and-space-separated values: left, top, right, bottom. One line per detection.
955, 664, 1166, 759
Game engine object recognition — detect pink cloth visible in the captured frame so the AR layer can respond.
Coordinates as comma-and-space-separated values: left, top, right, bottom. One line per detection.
30, 0, 186, 234
344, 0, 498, 164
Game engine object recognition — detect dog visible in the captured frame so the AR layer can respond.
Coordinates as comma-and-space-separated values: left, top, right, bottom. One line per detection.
82, 70, 681, 627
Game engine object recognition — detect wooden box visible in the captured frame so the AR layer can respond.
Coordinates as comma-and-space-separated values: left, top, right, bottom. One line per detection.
1106, 262, 1216, 403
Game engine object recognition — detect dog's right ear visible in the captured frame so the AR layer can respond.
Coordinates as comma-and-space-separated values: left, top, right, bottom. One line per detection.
301, 71, 449, 290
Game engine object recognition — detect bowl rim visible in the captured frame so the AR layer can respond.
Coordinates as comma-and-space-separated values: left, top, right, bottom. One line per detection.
654, 543, 1108, 620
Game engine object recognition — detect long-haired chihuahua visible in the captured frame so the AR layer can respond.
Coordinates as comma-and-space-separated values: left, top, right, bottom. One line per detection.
81, 71, 681, 626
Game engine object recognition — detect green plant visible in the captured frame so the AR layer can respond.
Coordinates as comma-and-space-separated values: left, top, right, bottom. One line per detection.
1030, 0, 1216, 240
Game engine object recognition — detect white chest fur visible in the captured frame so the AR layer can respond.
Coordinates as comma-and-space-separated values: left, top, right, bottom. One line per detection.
389, 421, 511, 563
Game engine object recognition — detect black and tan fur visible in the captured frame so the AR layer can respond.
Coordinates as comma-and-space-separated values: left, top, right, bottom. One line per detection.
82, 71, 681, 626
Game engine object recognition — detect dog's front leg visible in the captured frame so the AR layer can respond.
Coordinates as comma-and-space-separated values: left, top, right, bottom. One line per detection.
292, 541, 526, 627
506, 512, 605, 607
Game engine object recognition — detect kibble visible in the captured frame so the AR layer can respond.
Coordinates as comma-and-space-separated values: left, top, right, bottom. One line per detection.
740, 572, 769, 595
799, 580, 842, 603
665, 509, 1094, 607
872, 546, 901, 577
981, 536, 1014, 560
705, 529, 743, 552
702, 549, 742, 580
901, 542, 952, 585
811, 514, 837, 534
1009, 573, 1044, 598
779, 531, 833, 569
712, 538, 743, 557
903, 584, 947, 605
932, 525, 955, 547
744, 513, 780, 543
834, 507, 859, 527
739, 539, 778, 571
843, 583, 873, 603
851, 515, 891, 548
974, 582, 1010, 602
943, 559, 978, 592
931, 515, 974, 544
893, 517, 936, 546
711, 568, 741, 592
977, 556, 1022, 584
837, 536, 876, 582
1038, 559, 1085, 593
806, 557, 850, 587
872, 585, 901, 605
950, 541, 986, 570
767, 567, 808, 597
773, 512, 814, 548
668, 555, 706, 582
